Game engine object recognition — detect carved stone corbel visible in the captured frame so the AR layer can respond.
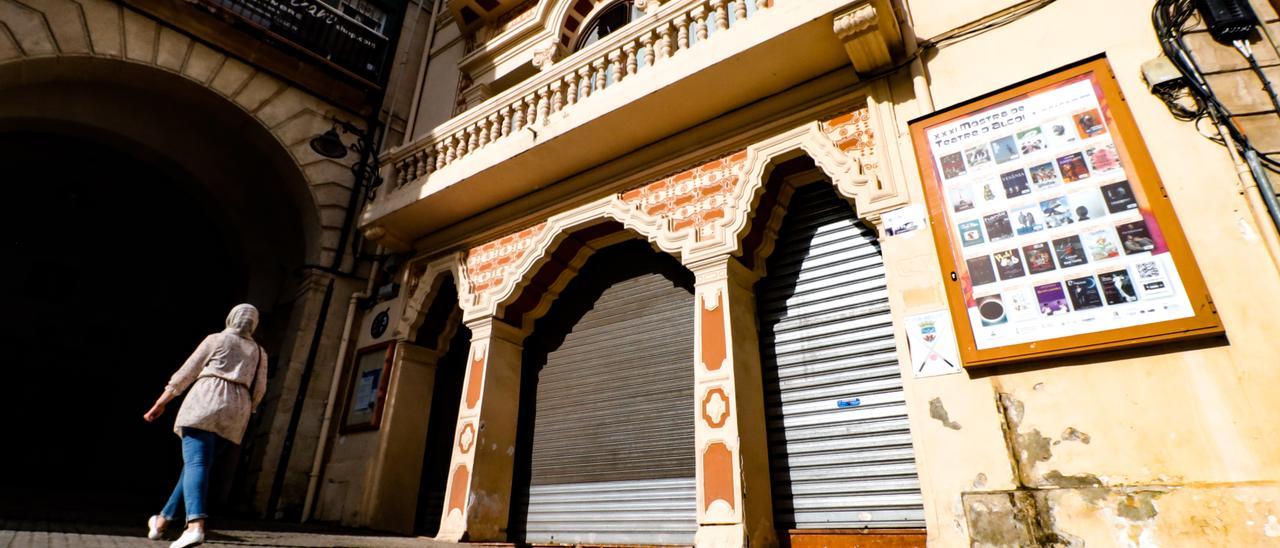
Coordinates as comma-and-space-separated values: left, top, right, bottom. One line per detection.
363, 224, 412, 252
832, 0, 903, 76
530, 39, 564, 72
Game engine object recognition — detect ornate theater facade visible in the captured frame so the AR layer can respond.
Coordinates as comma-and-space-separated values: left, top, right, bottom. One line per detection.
8, 0, 1278, 544
345, 0, 1280, 545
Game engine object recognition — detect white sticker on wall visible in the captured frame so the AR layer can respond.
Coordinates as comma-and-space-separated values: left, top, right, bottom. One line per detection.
882, 204, 926, 236
906, 310, 963, 378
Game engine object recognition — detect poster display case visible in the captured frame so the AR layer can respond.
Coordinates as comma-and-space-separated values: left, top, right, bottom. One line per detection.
341, 342, 395, 432
910, 57, 1224, 367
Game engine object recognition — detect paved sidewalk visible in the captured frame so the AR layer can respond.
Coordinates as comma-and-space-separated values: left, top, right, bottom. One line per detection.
0, 517, 447, 547
0, 487, 462, 548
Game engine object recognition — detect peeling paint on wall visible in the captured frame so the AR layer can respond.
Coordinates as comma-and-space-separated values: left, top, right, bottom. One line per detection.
1116, 491, 1163, 522
1041, 471, 1102, 491
1016, 429, 1053, 477
929, 397, 963, 430
963, 490, 1083, 547
973, 473, 987, 489
1059, 427, 1091, 445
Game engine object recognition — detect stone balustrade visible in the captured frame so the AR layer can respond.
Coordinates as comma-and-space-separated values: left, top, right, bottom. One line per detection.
381, 0, 772, 191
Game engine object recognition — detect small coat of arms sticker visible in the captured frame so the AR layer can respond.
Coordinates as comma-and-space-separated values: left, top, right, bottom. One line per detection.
906, 311, 961, 378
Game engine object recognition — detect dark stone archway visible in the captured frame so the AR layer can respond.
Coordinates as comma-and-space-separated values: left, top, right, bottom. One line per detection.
0, 130, 245, 502
0, 57, 322, 519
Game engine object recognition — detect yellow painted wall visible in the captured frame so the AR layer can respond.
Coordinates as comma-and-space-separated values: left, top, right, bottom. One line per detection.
884, 0, 1280, 545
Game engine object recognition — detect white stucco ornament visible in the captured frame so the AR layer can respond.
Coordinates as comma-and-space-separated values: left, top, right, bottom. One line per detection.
704, 390, 728, 427
531, 40, 562, 72
459, 423, 475, 453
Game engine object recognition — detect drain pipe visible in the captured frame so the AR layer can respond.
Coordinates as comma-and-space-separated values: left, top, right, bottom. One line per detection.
300, 257, 383, 523
898, 0, 934, 113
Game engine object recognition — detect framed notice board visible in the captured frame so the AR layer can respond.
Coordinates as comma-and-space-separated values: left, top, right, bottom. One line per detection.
341, 342, 396, 433
909, 56, 1223, 367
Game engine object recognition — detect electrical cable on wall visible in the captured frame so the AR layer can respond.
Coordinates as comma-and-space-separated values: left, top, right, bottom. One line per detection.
1231, 38, 1280, 113
1151, 0, 1280, 236
1152, 0, 1280, 172
859, 0, 1057, 82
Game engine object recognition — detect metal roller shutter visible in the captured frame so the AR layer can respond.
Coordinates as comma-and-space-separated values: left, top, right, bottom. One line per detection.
757, 182, 925, 529
515, 245, 697, 545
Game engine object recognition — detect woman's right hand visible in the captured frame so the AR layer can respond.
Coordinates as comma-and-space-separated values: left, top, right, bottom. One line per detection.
143, 402, 166, 423
144, 388, 175, 423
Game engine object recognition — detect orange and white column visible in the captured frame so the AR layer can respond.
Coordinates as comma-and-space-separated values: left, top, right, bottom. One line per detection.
689, 254, 777, 548
435, 316, 525, 541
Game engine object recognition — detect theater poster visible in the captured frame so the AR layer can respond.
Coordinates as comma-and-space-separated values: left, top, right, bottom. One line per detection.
910, 57, 1223, 367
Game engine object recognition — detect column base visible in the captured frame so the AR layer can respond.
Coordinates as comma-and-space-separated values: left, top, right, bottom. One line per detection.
695, 523, 749, 548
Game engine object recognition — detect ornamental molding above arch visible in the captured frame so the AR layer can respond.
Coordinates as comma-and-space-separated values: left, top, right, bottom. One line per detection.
397, 252, 470, 341
710, 120, 886, 260
453, 102, 908, 325
458, 198, 678, 325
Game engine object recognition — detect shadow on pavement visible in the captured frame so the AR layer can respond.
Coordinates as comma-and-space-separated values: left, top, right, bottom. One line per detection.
0, 487, 435, 547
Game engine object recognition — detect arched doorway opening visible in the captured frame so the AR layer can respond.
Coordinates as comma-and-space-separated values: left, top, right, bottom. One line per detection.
411, 275, 470, 537
750, 159, 925, 536
509, 238, 698, 544
0, 57, 319, 519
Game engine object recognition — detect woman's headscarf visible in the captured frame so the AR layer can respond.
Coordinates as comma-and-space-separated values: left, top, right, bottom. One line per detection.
223, 304, 259, 339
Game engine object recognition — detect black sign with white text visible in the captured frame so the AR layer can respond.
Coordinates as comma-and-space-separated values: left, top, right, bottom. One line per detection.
209, 0, 388, 81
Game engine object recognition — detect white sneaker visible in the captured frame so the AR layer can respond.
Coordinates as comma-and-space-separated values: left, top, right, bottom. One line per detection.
169, 529, 204, 548
147, 515, 165, 541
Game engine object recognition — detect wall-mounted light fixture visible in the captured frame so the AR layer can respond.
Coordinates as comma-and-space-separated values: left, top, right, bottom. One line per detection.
309, 120, 366, 160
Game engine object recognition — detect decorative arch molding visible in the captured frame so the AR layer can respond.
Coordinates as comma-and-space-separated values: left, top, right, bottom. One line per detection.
0, 0, 363, 265
454, 103, 909, 325
397, 252, 470, 341
719, 119, 898, 254
460, 201, 679, 326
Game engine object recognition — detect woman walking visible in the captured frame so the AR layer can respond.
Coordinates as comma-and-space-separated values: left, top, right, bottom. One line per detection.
142, 304, 268, 547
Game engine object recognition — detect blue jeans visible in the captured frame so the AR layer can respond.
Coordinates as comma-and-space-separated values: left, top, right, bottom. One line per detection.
160, 428, 217, 522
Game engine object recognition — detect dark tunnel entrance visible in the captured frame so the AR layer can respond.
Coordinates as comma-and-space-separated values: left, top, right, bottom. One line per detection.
0, 131, 248, 510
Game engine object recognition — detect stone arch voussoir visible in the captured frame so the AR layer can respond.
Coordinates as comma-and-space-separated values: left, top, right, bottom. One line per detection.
0, 0, 363, 265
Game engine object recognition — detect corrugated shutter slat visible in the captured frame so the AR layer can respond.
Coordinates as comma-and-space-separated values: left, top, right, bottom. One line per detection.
519, 266, 697, 545
758, 183, 926, 530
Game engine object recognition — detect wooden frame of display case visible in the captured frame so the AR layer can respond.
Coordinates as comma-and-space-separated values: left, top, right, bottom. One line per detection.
909, 56, 1224, 368
341, 341, 396, 432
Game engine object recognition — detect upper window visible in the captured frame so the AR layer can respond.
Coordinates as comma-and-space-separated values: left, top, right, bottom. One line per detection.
334, 0, 388, 34
575, 1, 644, 51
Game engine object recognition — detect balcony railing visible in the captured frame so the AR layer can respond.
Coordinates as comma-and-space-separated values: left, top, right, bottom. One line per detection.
384, 0, 771, 190
206, 0, 389, 82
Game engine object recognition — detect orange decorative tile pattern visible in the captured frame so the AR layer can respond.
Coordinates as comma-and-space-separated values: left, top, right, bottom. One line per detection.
465, 223, 548, 297
621, 150, 750, 242
821, 107, 877, 173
